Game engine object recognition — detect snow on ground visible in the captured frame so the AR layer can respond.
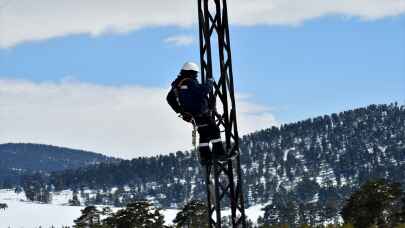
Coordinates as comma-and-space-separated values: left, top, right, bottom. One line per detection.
51, 190, 74, 205
0, 189, 81, 228
283, 147, 295, 161
0, 189, 264, 227
245, 204, 265, 222
0, 200, 82, 228
163, 205, 266, 225
162, 209, 179, 225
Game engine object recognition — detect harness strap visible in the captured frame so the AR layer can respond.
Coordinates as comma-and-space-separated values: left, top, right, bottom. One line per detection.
173, 77, 192, 115
173, 78, 192, 97
198, 143, 210, 147
211, 138, 222, 143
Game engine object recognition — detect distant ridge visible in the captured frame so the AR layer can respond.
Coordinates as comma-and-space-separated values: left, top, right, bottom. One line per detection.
42, 103, 405, 210
0, 143, 119, 185
3, 103, 405, 225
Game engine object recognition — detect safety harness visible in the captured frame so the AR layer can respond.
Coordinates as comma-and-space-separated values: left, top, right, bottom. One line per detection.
172, 77, 193, 119
172, 77, 198, 148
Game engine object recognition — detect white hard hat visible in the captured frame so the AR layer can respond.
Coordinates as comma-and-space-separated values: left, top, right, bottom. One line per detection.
181, 62, 200, 72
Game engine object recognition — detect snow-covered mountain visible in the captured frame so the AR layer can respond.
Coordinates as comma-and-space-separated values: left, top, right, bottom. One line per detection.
3, 103, 405, 225
0, 143, 119, 186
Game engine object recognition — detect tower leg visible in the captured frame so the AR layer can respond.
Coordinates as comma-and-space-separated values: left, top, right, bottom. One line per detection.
198, 1, 247, 227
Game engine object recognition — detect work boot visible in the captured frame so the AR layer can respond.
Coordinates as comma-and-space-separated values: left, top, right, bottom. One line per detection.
198, 147, 212, 166
212, 142, 229, 161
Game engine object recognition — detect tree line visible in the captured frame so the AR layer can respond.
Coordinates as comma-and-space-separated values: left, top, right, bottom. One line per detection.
8, 103, 405, 226
9, 179, 402, 228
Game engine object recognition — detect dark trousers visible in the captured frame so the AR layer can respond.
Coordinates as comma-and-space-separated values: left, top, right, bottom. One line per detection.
194, 114, 225, 165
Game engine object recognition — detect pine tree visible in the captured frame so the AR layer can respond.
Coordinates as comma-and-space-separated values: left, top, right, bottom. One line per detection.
74, 206, 102, 228
106, 200, 166, 228
341, 179, 404, 228
69, 191, 81, 206
0, 203, 8, 211
173, 200, 208, 228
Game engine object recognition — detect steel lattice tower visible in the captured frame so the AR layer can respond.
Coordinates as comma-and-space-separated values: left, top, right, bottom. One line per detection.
197, 0, 247, 227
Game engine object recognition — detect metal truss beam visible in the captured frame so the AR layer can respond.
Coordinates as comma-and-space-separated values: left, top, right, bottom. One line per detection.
197, 0, 247, 227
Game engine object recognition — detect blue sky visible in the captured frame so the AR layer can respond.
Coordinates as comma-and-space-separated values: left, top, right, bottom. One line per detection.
0, 1, 404, 158
1, 16, 404, 123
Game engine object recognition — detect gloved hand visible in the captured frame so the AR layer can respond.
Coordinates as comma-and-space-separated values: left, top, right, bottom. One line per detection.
206, 78, 215, 87
182, 113, 193, 122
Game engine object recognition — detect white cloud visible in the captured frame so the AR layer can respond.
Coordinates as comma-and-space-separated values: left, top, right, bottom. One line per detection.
164, 35, 194, 46
0, 79, 278, 159
0, 0, 404, 48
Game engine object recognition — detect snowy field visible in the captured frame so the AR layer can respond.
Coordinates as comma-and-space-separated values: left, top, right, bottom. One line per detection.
0, 189, 264, 228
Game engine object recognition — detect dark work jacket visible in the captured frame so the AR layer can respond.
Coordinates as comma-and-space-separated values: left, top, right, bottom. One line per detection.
167, 75, 213, 116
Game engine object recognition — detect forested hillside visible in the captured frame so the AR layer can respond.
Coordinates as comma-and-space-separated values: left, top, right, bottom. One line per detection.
20, 103, 405, 224
0, 143, 119, 186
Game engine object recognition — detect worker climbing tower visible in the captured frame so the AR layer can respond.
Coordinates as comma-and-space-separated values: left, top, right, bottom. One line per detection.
197, 0, 247, 227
